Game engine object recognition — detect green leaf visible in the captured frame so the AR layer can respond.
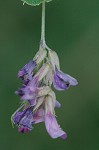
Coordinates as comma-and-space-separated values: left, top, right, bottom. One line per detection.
21, 0, 52, 6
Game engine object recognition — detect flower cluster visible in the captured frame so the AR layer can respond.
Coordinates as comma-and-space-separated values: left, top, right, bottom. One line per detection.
11, 48, 78, 139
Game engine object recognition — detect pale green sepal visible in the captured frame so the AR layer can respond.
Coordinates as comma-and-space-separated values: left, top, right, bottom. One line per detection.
48, 50, 60, 71
45, 95, 55, 115
38, 86, 51, 97
36, 63, 50, 81
33, 96, 44, 111
33, 48, 47, 64
45, 68, 53, 86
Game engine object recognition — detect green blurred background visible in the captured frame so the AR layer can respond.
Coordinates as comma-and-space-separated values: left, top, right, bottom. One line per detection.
0, 0, 99, 150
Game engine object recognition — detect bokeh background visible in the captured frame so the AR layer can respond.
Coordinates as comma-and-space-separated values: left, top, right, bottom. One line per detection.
0, 0, 99, 150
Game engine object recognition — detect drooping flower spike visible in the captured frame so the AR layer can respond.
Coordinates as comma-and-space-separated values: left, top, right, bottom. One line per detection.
11, 1, 78, 140
11, 47, 77, 139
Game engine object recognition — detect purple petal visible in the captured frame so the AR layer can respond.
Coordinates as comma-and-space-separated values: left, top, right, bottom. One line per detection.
18, 127, 30, 133
56, 70, 78, 86
18, 60, 36, 83
53, 70, 78, 91
53, 74, 69, 91
27, 76, 39, 88
55, 100, 61, 108
12, 107, 34, 130
12, 110, 27, 125
15, 86, 25, 97
16, 76, 39, 100
45, 113, 67, 139
20, 87, 38, 100
28, 99, 37, 106
33, 108, 44, 124
20, 113, 33, 130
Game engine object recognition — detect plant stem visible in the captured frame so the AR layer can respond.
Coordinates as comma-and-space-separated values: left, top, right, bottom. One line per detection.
40, 2, 46, 48
40, 2, 51, 51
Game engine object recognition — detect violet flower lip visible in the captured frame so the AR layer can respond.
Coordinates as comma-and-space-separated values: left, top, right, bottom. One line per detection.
18, 60, 36, 84
53, 70, 78, 91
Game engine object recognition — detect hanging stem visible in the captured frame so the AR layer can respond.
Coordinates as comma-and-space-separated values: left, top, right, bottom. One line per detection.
40, 2, 51, 50
40, 2, 46, 48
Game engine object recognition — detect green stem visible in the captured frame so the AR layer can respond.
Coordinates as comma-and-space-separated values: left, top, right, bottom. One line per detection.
40, 2, 46, 48
40, 2, 51, 51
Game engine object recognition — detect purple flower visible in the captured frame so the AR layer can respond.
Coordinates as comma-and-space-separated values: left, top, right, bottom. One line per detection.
44, 94, 66, 139
20, 86, 38, 100
53, 70, 78, 91
15, 76, 39, 100
15, 86, 38, 101
12, 48, 78, 139
16, 84, 50, 103
12, 106, 34, 131
12, 105, 45, 133
45, 113, 67, 139
18, 60, 36, 84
